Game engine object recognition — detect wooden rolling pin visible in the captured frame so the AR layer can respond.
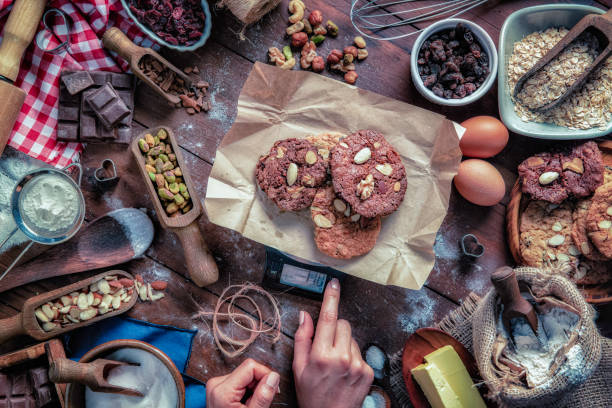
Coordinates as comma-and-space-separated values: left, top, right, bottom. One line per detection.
0, 0, 47, 156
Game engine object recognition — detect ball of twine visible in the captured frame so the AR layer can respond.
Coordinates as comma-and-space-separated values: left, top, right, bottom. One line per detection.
216, 0, 282, 26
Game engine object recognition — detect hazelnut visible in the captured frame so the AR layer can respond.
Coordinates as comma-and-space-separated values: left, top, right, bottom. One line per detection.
291, 32, 308, 48
308, 10, 323, 26
344, 46, 358, 58
327, 49, 343, 64
312, 56, 325, 72
344, 71, 358, 84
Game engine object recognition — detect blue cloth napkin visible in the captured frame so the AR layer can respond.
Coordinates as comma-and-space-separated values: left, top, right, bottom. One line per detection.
63, 317, 206, 408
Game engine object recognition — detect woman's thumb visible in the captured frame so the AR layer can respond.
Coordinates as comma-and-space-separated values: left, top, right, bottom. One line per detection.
247, 372, 279, 408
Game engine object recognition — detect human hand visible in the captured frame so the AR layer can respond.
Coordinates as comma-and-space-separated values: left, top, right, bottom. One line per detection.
206, 358, 279, 408
293, 279, 374, 408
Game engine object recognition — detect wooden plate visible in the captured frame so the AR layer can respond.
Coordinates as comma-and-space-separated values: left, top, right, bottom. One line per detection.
401, 328, 481, 408
507, 141, 612, 304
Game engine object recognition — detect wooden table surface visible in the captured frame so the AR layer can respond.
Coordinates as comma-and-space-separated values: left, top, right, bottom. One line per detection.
2, 0, 612, 406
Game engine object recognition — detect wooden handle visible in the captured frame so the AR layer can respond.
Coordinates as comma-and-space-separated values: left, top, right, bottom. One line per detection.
0, 313, 24, 344
102, 27, 143, 64
490, 266, 522, 308
49, 358, 101, 388
174, 222, 219, 287
0, 0, 47, 81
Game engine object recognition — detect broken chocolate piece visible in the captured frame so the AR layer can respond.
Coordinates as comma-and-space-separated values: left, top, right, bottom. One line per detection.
60, 71, 94, 95
84, 83, 131, 129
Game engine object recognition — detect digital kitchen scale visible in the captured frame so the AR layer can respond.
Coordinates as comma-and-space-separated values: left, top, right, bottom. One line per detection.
262, 247, 345, 300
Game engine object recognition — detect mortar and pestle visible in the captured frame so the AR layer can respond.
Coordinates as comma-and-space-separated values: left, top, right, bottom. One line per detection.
62, 339, 185, 408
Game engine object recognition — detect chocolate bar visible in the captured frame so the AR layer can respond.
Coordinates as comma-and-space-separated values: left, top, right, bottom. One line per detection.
61, 71, 94, 95
58, 70, 136, 144
84, 83, 130, 129
0, 366, 58, 408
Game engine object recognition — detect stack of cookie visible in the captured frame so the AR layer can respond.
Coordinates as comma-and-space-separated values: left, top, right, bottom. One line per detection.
517, 141, 612, 284
256, 130, 407, 259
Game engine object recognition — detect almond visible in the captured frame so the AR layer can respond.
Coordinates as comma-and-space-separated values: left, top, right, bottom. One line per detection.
77, 293, 89, 310
112, 295, 122, 310
539, 171, 559, 185
42, 304, 55, 320
151, 281, 168, 291
598, 220, 612, 230
60, 296, 72, 307
333, 199, 347, 213
42, 322, 57, 332
98, 280, 111, 294
607, 206, 612, 216
552, 221, 563, 232
375, 163, 393, 176
79, 308, 97, 321
305, 150, 317, 165
350, 214, 361, 222
92, 293, 103, 306
548, 234, 565, 247
286, 163, 298, 186
139, 285, 149, 301
35, 308, 50, 323
98, 304, 109, 315
314, 214, 333, 228
353, 147, 371, 164
150, 292, 165, 301
86, 292, 94, 306
569, 245, 582, 256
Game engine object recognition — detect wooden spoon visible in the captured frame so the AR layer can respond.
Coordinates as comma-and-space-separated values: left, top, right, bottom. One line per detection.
491, 266, 539, 337
49, 358, 144, 397
102, 27, 192, 105
0, 208, 154, 293
513, 9, 612, 111
0, 270, 137, 344
131, 126, 218, 287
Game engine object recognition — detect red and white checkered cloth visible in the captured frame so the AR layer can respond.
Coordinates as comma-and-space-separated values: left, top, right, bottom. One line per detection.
0, 0, 155, 167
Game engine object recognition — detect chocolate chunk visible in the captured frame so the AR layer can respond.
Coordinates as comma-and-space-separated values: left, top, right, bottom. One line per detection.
10, 395, 35, 408
0, 374, 10, 397
60, 71, 94, 95
11, 374, 27, 395
58, 70, 135, 144
84, 83, 131, 129
0, 399, 8, 408
27, 368, 48, 390
33, 385, 53, 407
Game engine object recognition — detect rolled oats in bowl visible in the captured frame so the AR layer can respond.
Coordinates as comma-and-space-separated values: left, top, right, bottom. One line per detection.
508, 27, 612, 130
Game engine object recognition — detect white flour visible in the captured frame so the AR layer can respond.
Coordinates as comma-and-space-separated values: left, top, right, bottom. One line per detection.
85, 348, 179, 408
20, 174, 79, 233
500, 306, 581, 386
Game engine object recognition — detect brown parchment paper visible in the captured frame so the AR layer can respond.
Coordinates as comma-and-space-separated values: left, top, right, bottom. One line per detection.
204, 62, 462, 289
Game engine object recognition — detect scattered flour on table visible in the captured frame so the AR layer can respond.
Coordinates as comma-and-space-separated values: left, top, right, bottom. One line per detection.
397, 289, 436, 334
85, 348, 178, 408
500, 306, 583, 387
108, 209, 154, 257
433, 231, 461, 261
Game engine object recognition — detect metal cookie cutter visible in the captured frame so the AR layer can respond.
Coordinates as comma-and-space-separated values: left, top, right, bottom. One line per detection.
94, 159, 120, 189
460, 234, 485, 258
35, 8, 73, 55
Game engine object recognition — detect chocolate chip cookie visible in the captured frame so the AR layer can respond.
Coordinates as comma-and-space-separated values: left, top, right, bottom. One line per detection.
310, 187, 381, 259
306, 132, 345, 162
571, 199, 608, 261
518, 152, 568, 204
586, 183, 612, 259
519, 200, 578, 268
256, 138, 328, 211
330, 130, 407, 218
572, 258, 612, 285
561, 141, 603, 198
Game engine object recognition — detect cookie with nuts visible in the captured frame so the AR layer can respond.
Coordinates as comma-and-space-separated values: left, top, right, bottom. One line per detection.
560, 141, 603, 198
330, 129, 407, 218
572, 258, 612, 285
519, 200, 578, 268
310, 186, 381, 259
256, 138, 329, 211
586, 183, 612, 259
306, 131, 345, 162
518, 152, 568, 204
571, 199, 608, 261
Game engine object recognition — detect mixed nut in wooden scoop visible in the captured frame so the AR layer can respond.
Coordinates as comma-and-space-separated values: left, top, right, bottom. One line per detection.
138, 128, 193, 216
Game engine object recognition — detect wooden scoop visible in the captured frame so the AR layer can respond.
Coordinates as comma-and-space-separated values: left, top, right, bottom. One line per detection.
131, 126, 219, 287
102, 27, 192, 105
0, 208, 154, 293
49, 357, 144, 397
0, 0, 47, 156
491, 266, 539, 338
0, 270, 137, 344
513, 9, 612, 111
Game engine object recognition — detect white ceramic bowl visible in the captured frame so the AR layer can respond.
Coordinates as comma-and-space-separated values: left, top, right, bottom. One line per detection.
410, 18, 498, 106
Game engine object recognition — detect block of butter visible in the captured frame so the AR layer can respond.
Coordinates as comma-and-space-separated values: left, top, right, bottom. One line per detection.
411, 345, 486, 408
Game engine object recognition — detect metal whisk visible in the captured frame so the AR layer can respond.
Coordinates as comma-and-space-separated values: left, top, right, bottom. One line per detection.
350, 0, 490, 41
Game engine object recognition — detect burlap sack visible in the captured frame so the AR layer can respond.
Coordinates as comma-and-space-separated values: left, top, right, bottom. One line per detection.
472, 266, 602, 407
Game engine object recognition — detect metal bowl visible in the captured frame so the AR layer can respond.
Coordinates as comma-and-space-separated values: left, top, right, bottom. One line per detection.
498, 4, 608, 139
120, 0, 212, 52
410, 18, 498, 107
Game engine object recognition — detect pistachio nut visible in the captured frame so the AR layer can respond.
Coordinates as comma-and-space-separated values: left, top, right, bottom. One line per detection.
326, 20, 338, 37
354, 147, 371, 164
159, 153, 169, 163
166, 203, 179, 214
164, 171, 176, 183
157, 128, 168, 140
169, 183, 180, 194
145, 133, 155, 147
138, 139, 150, 153
162, 161, 175, 172
147, 145, 163, 157
165, 144, 172, 154
146, 156, 155, 166
154, 158, 164, 173
312, 34, 325, 45
287, 163, 298, 186
179, 183, 188, 194
148, 172, 156, 183
181, 191, 190, 200
155, 174, 165, 188
174, 194, 185, 206
174, 167, 183, 177
145, 164, 156, 174
283, 45, 293, 61
168, 153, 176, 162
158, 188, 174, 201
182, 204, 193, 214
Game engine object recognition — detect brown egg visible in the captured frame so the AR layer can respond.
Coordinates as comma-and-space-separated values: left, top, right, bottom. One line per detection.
460, 116, 509, 158
454, 159, 505, 206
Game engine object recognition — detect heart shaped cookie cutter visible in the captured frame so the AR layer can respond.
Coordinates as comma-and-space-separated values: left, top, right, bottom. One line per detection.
460, 234, 484, 258
94, 159, 119, 187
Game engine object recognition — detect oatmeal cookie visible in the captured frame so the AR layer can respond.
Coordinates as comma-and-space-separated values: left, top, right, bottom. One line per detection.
561, 141, 603, 198
586, 183, 612, 259
519, 200, 578, 268
572, 258, 612, 285
518, 152, 568, 204
571, 199, 608, 261
330, 130, 407, 218
256, 138, 328, 211
310, 187, 381, 259
306, 132, 345, 162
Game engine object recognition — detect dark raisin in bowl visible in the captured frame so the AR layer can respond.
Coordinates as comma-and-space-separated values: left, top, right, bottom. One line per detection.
410, 20, 497, 106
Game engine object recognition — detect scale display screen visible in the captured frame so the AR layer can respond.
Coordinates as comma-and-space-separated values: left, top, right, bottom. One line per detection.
279, 264, 327, 294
